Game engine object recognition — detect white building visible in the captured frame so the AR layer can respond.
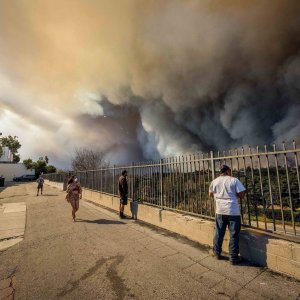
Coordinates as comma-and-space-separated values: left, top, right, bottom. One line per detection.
0, 147, 34, 181
0, 146, 13, 163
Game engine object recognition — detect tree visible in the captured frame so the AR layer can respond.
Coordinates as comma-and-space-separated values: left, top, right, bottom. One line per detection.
0, 135, 21, 163
22, 157, 57, 175
23, 158, 34, 170
34, 160, 47, 175
46, 165, 57, 173
13, 154, 20, 163
71, 148, 108, 171
1, 135, 21, 154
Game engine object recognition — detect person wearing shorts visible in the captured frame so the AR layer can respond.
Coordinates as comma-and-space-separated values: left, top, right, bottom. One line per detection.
66, 175, 82, 221
118, 170, 128, 218
36, 175, 44, 196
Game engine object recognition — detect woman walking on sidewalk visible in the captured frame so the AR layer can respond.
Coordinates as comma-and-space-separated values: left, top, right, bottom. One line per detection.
66, 175, 82, 221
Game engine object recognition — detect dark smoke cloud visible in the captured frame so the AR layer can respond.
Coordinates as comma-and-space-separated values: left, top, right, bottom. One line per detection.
0, 0, 299, 168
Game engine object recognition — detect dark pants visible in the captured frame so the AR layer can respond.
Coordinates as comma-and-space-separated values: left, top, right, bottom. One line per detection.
213, 214, 241, 260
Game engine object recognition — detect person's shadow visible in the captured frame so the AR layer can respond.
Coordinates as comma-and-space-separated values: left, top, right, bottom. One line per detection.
75, 218, 125, 225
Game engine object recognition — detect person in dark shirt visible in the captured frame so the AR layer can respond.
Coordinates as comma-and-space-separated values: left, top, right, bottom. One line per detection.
118, 170, 128, 218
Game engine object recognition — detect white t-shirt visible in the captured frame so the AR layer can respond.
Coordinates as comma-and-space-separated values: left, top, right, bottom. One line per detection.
209, 175, 246, 216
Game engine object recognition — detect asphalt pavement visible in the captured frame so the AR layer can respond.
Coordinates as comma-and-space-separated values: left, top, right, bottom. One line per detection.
0, 183, 300, 300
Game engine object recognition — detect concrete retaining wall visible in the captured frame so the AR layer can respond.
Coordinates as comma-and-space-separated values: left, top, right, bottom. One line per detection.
46, 181, 300, 280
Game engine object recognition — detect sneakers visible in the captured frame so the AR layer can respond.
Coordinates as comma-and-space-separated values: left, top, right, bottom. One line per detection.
209, 249, 241, 265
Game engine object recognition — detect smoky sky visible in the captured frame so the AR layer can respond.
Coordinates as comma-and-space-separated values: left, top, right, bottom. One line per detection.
0, 0, 300, 169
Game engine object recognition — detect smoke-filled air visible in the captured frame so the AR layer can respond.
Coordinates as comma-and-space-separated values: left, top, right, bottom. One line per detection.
0, 0, 300, 168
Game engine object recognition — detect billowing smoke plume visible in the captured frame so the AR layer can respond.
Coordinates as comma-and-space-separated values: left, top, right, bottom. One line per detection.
0, 0, 299, 168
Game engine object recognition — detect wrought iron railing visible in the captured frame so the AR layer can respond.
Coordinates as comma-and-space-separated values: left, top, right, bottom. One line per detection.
45, 141, 300, 237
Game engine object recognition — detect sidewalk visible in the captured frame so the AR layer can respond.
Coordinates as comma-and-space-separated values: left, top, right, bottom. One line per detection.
0, 183, 300, 299
0, 202, 26, 299
82, 201, 300, 300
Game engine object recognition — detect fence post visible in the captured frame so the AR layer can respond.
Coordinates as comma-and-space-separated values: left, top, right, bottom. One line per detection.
160, 158, 163, 208
113, 164, 115, 196
210, 151, 215, 180
100, 168, 103, 192
131, 162, 134, 200
63, 173, 67, 191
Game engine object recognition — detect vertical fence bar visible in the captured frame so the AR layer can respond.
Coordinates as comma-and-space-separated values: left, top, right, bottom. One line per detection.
165, 158, 169, 208
257, 146, 267, 230
151, 161, 154, 204
141, 162, 143, 202
242, 147, 251, 226
236, 148, 244, 224
144, 163, 147, 202
146, 161, 149, 204
193, 154, 197, 213
249, 146, 259, 228
198, 153, 203, 215
100, 169, 103, 192
186, 155, 190, 212
236, 149, 240, 179
178, 156, 182, 209
273, 144, 286, 233
131, 162, 134, 200
207, 153, 212, 217
141, 163, 144, 202
160, 158, 163, 209
173, 157, 176, 209
175, 156, 179, 210
201, 154, 207, 215
156, 160, 159, 205
113, 165, 115, 196
171, 157, 175, 209
183, 155, 186, 211
97, 170, 99, 190
264, 145, 276, 231
139, 163, 141, 201
283, 142, 296, 235
293, 140, 300, 224
210, 151, 215, 180
92, 170, 94, 190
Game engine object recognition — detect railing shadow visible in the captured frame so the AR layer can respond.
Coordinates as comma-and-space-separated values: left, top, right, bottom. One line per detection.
75, 218, 125, 225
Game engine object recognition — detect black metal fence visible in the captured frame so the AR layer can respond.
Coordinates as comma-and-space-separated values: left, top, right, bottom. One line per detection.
45, 141, 300, 237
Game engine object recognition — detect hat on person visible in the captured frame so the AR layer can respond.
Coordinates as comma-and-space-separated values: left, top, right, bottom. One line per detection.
220, 164, 231, 173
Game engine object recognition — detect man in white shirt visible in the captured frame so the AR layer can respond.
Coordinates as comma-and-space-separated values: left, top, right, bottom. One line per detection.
209, 165, 246, 265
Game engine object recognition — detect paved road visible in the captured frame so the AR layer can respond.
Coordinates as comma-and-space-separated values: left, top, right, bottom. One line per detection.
0, 183, 300, 300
